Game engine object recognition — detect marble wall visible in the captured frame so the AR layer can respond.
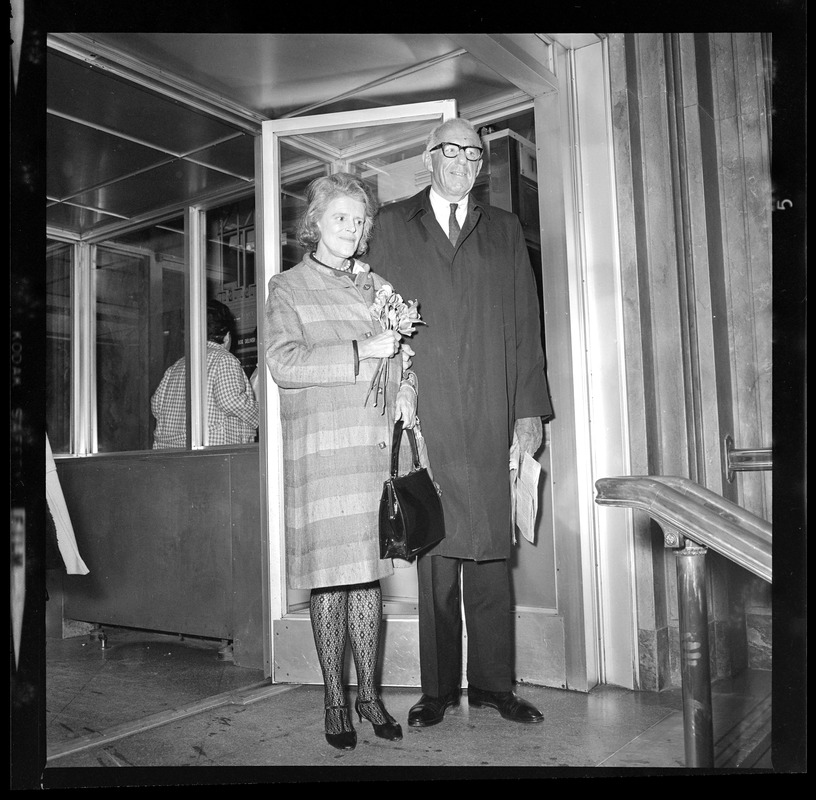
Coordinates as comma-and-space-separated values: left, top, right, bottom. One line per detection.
607, 33, 773, 690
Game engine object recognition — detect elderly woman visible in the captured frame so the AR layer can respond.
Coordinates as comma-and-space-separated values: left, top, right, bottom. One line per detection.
263, 173, 418, 750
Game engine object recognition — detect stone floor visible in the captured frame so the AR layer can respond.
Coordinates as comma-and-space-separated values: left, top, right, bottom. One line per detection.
40, 626, 774, 786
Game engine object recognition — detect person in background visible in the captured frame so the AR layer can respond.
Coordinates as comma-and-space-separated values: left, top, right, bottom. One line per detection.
151, 299, 259, 448
263, 172, 418, 751
365, 117, 554, 728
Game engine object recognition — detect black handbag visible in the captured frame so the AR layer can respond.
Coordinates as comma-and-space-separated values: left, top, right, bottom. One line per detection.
379, 420, 445, 560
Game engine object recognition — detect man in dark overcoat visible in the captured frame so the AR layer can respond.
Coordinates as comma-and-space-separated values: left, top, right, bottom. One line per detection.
366, 117, 553, 726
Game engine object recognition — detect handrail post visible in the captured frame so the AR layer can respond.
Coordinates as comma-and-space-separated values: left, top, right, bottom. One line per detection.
595, 476, 773, 767
675, 540, 715, 767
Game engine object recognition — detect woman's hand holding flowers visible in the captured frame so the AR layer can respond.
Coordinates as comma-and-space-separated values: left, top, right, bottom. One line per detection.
364, 283, 426, 413
357, 330, 401, 361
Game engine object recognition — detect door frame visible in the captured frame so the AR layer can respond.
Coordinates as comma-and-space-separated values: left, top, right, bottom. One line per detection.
254, 35, 638, 691
255, 101, 457, 684
529, 37, 637, 691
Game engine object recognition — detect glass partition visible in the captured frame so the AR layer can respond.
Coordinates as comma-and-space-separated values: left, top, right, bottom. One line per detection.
205, 195, 259, 380
46, 240, 73, 454
95, 217, 185, 452
261, 102, 456, 640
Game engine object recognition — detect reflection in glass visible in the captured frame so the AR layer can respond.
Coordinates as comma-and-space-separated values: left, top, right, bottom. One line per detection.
206, 195, 259, 379
274, 117, 449, 616
95, 218, 185, 452
279, 141, 329, 272
46, 241, 73, 453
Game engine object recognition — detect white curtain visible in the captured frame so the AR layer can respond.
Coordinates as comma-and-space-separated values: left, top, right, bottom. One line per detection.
46, 435, 89, 575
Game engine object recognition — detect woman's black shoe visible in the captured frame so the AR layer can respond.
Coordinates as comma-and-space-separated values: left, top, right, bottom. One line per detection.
324, 705, 357, 750
355, 697, 403, 741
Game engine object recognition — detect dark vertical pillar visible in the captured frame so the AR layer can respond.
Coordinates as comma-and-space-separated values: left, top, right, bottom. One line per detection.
10, 1, 47, 788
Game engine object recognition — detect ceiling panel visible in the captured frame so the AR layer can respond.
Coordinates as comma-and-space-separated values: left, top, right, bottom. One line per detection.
46, 33, 542, 239
48, 51, 247, 154
47, 115, 171, 201
70, 159, 251, 220
314, 51, 525, 117
47, 46, 258, 238
87, 33, 470, 118
189, 134, 256, 181
46, 202, 114, 234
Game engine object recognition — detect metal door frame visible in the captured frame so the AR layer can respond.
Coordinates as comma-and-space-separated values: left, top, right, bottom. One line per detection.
255, 101, 457, 683
254, 37, 638, 692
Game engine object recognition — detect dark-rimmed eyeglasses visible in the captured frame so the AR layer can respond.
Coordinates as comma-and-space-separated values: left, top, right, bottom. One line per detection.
429, 142, 484, 162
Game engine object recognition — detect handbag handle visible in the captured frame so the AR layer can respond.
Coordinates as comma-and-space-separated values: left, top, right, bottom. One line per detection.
390, 419, 422, 478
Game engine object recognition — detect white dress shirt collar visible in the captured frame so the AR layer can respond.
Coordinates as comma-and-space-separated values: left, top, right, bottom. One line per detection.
429, 187, 468, 232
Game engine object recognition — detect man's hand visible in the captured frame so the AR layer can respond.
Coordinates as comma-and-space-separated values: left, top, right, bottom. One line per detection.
395, 381, 418, 428
401, 342, 415, 371
514, 416, 542, 457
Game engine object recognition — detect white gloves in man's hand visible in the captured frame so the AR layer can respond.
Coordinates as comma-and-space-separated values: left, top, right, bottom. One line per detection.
513, 416, 543, 457
396, 373, 418, 428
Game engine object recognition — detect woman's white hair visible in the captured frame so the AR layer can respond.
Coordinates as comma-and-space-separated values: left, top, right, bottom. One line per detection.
296, 172, 379, 254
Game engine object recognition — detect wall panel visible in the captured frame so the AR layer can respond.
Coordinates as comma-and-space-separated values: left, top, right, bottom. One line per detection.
58, 448, 264, 669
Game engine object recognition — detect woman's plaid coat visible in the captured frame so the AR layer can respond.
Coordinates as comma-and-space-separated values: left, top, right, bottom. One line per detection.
263, 254, 408, 589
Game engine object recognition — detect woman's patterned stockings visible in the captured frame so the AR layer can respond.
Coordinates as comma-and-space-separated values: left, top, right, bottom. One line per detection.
309, 581, 387, 733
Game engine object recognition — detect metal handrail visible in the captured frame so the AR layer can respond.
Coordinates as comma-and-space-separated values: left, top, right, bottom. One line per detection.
723, 434, 772, 483
594, 475, 773, 768
594, 476, 771, 582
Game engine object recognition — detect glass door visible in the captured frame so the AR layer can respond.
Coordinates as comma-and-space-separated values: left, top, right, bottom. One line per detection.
257, 101, 456, 685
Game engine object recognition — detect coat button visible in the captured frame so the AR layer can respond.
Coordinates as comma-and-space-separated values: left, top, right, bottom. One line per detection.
378, 441, 387, 449
363, 284, 370, 289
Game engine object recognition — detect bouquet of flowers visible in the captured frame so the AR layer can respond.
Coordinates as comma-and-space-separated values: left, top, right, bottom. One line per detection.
364, 283, 425, 413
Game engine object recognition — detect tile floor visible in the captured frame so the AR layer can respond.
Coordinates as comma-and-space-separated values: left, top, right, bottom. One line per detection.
40, 625, 773, 786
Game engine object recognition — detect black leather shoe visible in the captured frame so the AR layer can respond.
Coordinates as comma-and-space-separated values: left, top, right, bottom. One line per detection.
324, 705, 357, 750
355, 697, 403, 741
407, 689, 461, 727
467, 686, 544, 723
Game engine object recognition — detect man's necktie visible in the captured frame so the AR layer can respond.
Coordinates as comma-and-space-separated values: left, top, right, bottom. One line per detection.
448, 203, 461, 244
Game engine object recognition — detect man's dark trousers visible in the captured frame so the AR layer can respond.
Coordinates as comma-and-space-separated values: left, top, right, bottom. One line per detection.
416, 553, 513, 696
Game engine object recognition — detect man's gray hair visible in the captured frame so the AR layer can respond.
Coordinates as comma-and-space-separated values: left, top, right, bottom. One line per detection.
425, 118, 481, 152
